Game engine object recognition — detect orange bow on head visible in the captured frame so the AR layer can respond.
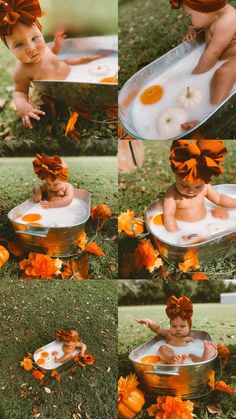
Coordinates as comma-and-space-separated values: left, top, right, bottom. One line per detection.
170, 0, 181, 8
170, 139, 227, 184
0, 0, 42, 37
56, 329, 79, 343
33, 154, 69, 182
166, 295, 193, 321
170, 0, 227, 12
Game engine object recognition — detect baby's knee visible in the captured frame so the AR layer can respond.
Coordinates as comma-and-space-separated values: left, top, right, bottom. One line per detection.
214, 64, 231, 81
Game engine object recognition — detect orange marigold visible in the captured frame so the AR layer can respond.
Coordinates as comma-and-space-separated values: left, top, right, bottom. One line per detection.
118, 209, 144, 237
51, 369, 61, 382
215, 380, 234, 393
19, 252, 58, 279
147, 395, 194, 419
191, 272, 208, 280
86, 242, 105, 257
32, 369, 45, 381
20, 357, 33, 371
133, 240, 162, 273
179, 249, 199, 273
217, 344, 230, 359
91, 204, 111, 219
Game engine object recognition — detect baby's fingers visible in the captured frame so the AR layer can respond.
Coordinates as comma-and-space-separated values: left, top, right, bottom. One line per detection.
32, 108, 46, 116
23, 115, 33, 129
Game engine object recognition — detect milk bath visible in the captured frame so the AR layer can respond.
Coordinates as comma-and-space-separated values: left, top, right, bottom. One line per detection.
34, 341, 79, 370
150, 197, 236, 245
131, 44, 236, 140
16, 198, 88, 228
65, 55, 118, 84
138, 338, 205, 365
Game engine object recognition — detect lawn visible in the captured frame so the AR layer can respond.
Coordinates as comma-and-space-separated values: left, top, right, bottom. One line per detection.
0, 156, 118, 280
118, 140, 236, 279
118, 303, 236, 418
0, 280, 117, 419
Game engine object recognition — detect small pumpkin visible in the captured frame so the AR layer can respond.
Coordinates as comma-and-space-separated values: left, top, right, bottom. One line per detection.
140, 355, 160, 364
157, 107, 187, 139
0, 245, 9, 268
178, 86, 202, 109
118, 374, 145, 419
140, 85, 164, 105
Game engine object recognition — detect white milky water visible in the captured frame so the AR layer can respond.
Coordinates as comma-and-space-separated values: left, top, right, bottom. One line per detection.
34, 341, 79, 370
138, 338, 205, 365
16, 198, 88, 228
150, 197, 236, 245
131, 44, 236, 139
65, 55, 118, 83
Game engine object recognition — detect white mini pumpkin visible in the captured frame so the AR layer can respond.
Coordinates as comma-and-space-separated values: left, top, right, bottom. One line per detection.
157, 107, 188, 139
178, 86, 202, 109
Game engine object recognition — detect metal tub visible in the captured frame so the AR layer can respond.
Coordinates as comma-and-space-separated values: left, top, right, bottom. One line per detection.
131, 184, 236, 267
7, 189, 91, 258
118, 32, 236, 140
129, 330, 221, 398
34, 35, 118, 111
34, 340, 80, 371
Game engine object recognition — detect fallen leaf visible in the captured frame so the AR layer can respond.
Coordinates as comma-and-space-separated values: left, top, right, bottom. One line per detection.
43, 387, 51, 394
207, 404, 222, 414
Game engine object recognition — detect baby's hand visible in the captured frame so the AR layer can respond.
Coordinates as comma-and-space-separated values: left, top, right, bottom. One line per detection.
54, 357, 60, 363
54, 31, 66, 46
40, 200, 53, 209
18, 103, 45, 129
135, 319, 155, 328
183, 27, 197, 43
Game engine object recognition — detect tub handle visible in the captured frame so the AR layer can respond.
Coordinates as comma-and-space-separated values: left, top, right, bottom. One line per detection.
130, 218, 149, 238
15, 228, 49, 238
143, 368, 180, 376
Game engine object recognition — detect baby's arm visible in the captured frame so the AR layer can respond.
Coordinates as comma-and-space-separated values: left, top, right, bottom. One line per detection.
76, 342, 87, 357
163, 187, 179, 232
64, 54, 103, 66
192, 17, 236, 74
51, 31, 66, 55
13, 66, 45, 129
206, 184, 236, 208
135, 319, 170, 337
41, 183, 74, 208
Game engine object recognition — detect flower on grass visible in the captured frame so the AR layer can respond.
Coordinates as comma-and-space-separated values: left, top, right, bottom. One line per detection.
51, 369, 61, 382
32, 369, 45, 381
118, 209, 144, 237
147, 395, 194, 419
179, 249, 199, 273
86, 242, 105, 257
133, 240, 163, 273
191, 272, 208, 280
20, 357, 33, 371
19, 252, 61, 279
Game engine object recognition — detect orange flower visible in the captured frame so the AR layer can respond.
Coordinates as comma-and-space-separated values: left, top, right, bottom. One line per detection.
51, 369, 61, 382
118, 374, 145, 419
191, 272, 208, 280
147, 396, 194, 419
217, 344, 230, 359
118, 209, 144, 237
7, 240, 24, 258
86, 242, 105, 257
19, 252, 58, 279
32, 369, 45, 381
215, 380, 234, 393
179, 249, 199, 273
81, 353, 95, 366
62, 254, 88, 280
76, 231, 87, 250
91, 204, 111, 229
65, 112, 79, 136
20, 357, 33, 371
154, 239, 169, 259
133, 240, 162, 273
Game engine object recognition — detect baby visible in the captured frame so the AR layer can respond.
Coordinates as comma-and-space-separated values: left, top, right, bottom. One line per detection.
136, 295, 217, 364
54, 329, 87, 364
32, 154, 74, 208
171, 1, 236, 105
0, 0, 103, 128
163, 139, 236, 233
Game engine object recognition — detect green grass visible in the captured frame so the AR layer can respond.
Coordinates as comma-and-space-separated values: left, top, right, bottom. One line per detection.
118, 140, 236, 279
0, 156, 118, 279
0, 280, 117, 419
118, 303, 236, 418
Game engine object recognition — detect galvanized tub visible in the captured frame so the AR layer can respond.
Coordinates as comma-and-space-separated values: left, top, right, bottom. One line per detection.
7, 188, 91, 258
131, 184, 236, 267
118, 31, 236, 140
33, 340, 80, 371
129, 330, 221, 398
34, 35, 118, 111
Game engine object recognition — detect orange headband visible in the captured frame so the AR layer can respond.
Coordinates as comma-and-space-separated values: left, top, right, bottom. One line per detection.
166, 295, 193, 327
56, 329, 79, 343
170, 139, 227, 184
33, 154, 69, 182
0, 0, 42, 39
170, 0, 227, 12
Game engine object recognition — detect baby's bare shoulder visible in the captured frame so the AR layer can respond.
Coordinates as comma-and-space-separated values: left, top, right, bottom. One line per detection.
214, 6, 236, 30
165, 183, 176, 199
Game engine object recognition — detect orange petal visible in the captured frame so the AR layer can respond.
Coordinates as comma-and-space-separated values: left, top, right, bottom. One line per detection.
191, 272, 208, 280
86, 242, 105, 257
215, 380, 234, 393
65, 112, 79, 136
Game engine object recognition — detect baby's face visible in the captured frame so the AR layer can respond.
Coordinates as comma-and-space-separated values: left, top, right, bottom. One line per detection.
175, 176, 205, 197
170, 316, 190, 337
6, 22, 46, 64
45, 177, 65, 192
183, 5, 211, 28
